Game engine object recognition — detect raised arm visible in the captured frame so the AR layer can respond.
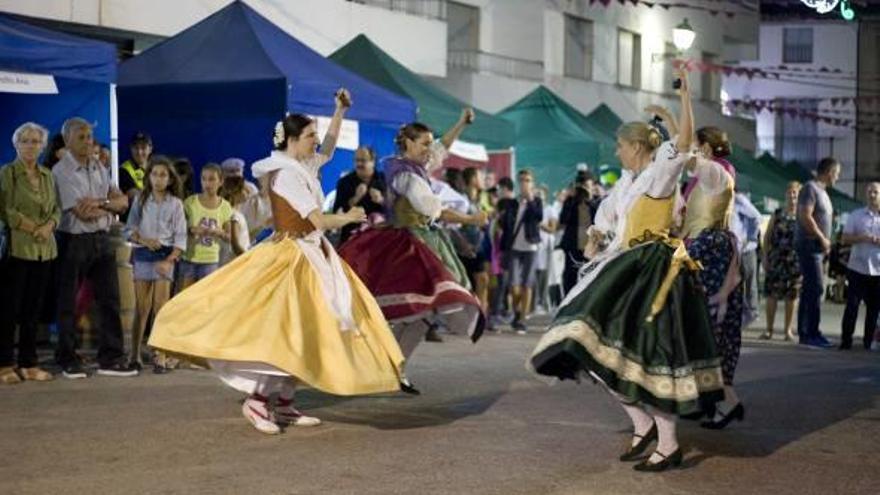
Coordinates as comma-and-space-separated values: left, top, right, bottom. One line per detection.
674, 68, 694, 151
318, 89, 352, 161
440, 108, 475, 150
645, 105, 679, 137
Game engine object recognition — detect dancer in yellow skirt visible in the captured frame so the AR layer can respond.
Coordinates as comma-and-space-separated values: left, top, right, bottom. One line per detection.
148, 89, 405, 435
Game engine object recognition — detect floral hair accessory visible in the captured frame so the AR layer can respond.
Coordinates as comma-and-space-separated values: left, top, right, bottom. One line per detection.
273, 120, 285, 147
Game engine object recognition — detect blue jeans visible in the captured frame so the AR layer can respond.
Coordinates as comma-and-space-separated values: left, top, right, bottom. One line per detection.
796, 247, 825, 341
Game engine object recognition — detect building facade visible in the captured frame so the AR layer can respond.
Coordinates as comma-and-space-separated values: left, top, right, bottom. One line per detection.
0, 0, 760, 164
723, 19, 860, 194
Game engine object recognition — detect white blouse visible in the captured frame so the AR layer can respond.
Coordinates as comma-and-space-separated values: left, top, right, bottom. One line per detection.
593, 141, 686, 252
252, 151, 329, 229
389, 142, 449, 220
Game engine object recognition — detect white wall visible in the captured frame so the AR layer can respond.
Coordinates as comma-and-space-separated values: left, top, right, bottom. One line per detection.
0, 0, 449, 76
723, 21, 859, 193
433, 1, 758, 149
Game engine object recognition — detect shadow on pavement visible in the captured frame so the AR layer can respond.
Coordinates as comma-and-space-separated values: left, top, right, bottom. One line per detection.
681, 364, 880, 465
294, 389, 507, 430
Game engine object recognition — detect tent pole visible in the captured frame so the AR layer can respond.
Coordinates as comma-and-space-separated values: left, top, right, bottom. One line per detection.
110, 83, 119, 186
509, 146, 516, 179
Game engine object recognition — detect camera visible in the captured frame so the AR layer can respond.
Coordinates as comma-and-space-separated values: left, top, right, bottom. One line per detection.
672, 78, 682, 90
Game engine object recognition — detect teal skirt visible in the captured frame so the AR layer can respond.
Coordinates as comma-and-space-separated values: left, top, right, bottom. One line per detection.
530, 241, 724, 416
408, 225, 472, 291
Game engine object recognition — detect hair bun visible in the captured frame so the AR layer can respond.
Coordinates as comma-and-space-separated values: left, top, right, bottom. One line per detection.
647, 128, 662, 148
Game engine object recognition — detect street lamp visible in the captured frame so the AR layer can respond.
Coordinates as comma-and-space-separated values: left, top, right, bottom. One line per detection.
652, 18, 696, 62
672, 18, 696, 52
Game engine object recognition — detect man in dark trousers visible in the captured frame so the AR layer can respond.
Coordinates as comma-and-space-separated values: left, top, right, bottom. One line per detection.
333, 146, 386, 244
558, 171, 595, 295
795, 157, 841, 348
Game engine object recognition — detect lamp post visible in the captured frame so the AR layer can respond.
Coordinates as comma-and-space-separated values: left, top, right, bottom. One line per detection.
672, 18, 696, 52
652, 18, 696, 62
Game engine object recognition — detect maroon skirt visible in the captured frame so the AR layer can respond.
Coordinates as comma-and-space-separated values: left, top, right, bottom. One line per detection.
338, 227, 484, 342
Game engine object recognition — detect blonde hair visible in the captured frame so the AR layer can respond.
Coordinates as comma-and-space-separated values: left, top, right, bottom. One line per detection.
12, 122, 49, 148
787, 181, 802, 192
616, 122, 663, 153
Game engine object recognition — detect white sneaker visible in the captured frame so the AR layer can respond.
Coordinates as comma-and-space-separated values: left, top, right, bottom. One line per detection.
242, 398, 281, 435
273, 399, 322, 427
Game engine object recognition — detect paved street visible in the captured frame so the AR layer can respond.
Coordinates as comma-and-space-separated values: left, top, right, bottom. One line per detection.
1, 303, 879, 495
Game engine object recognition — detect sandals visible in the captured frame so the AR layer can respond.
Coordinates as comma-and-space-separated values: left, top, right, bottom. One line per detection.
0, 367, 22, 385
759, 332, 773, 340
19, 367, 54, 382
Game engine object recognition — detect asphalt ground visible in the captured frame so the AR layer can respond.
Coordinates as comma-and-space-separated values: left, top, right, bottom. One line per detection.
1, 302, 879, 495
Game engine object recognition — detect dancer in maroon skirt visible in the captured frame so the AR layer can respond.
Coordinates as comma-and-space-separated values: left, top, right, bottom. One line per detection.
339, 109, 487, 395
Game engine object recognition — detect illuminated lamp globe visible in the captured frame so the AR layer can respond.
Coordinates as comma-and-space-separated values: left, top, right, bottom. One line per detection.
672, 18, 696, 52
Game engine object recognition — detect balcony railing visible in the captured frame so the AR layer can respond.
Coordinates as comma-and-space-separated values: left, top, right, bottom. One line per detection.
448, 49, 544, 81
347, 0, 447, 20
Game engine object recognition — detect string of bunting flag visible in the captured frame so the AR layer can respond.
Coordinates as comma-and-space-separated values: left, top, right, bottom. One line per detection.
671, 59, 880, 84
726, 99, 880, 134
587, 0, 748, 18
727, 95, 880, 107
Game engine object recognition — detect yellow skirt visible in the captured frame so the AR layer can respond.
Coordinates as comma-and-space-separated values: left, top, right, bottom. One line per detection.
148, 238, 404, 396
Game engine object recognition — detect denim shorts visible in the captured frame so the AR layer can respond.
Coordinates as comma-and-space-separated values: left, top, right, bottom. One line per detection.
133, 260, 175, 282
503, 250, 537, 287
178, 260, 219, 281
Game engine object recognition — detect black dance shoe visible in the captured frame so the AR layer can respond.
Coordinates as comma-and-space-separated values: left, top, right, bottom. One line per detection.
633, 448, 683, 472
619, 423, 657, 461
700, 403, 744, 430
399, 378, 421, 395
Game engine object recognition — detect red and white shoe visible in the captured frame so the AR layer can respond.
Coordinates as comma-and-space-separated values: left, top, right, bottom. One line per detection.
242, 396, 281, 435
273, 398, 322, 427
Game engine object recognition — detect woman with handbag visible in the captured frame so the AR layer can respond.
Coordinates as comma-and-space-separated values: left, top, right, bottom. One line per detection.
0, 122, 61, 384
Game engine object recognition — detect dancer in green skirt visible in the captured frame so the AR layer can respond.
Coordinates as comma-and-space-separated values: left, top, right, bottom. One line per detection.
529, 69, 724, 472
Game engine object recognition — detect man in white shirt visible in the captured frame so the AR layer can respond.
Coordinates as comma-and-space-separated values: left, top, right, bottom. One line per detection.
839, 182, 880, 350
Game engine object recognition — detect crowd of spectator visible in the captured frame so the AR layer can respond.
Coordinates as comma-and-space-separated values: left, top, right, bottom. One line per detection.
0, 114, 875, 386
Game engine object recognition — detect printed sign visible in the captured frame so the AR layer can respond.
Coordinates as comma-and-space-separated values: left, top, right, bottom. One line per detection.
0, 70, 58, 94
313, 116, 359, 151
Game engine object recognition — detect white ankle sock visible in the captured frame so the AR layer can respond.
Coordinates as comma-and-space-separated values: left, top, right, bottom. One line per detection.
620, 402, 654, 447
650, 411, 679, 462
714, 385, 741, 420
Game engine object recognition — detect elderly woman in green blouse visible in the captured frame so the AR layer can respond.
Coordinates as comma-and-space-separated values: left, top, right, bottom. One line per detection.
0, 122, 61, 384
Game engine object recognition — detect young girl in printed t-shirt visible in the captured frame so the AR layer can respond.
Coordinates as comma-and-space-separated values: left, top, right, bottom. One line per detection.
179, 164, 233, 290
126, 156, 187, 373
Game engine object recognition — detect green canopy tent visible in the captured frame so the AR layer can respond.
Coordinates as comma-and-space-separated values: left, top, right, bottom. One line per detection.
329, 35, 515, 152
586, 103, 624, 141
728, 146, 789, 213
499, 86, 608, 192
584, 103, 624, 184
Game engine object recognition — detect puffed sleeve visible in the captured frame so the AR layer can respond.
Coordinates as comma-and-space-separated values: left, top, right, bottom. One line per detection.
273, 168, 321, 219
691, 156, 733, 196
425, 141, 449, 174
646, 141, 686, 198
391, 172, 443, 219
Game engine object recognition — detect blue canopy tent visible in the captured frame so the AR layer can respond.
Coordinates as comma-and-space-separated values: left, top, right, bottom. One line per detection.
0, 14, 116, 166
117, 1, 416, 193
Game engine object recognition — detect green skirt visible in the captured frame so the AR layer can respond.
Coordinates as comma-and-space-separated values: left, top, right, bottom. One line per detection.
408, 225, 472, 291
530, 241, 724, 416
